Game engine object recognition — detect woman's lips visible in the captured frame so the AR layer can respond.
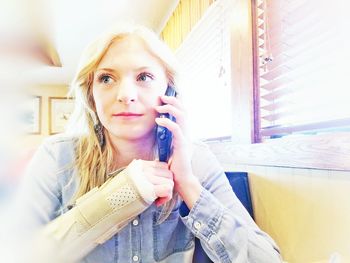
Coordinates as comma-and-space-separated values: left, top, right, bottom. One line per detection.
112, 112, 144, 119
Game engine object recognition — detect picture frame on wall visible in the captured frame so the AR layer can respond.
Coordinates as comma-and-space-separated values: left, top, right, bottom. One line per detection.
49, 97, 75, 134
22, 96, 42, 134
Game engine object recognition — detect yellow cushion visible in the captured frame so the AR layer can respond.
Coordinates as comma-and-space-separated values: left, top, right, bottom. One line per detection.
248, 168, 350, 263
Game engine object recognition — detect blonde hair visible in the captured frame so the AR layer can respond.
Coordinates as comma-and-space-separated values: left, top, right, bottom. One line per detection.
66, 24, 180, 220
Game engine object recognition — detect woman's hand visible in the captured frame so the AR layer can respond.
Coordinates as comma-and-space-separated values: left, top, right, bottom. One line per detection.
155, 95, 202, 208
140, 160, 174, 207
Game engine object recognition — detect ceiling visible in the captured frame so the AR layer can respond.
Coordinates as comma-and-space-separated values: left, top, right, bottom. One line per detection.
0, 0, 179, 86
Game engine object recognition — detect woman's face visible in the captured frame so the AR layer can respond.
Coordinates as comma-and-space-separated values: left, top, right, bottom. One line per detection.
92, 36, 168, 142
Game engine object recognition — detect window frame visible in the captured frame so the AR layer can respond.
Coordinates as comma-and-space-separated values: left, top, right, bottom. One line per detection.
251, 0, 350, 142
209, 132, 350, 171
226, 0, 350, 171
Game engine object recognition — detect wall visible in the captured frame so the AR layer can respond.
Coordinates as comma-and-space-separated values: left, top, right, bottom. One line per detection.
20, 84, 69, 150
161, 0, 214, 50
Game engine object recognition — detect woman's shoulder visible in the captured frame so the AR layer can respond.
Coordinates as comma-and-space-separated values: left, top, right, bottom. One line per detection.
190, 140, 224, 180
38, 133, 79, 162
191, 140, 213, 157
42, 133, 79, 146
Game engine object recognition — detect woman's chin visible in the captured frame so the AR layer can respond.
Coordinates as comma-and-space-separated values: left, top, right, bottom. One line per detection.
108, 129, 156, 142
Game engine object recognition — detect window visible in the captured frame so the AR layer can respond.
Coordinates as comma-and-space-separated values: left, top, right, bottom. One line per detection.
254, 0, 350, 142
176, 0, 233, 140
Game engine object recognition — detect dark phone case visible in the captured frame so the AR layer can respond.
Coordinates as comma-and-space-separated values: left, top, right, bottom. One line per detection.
157, 86, 177, 162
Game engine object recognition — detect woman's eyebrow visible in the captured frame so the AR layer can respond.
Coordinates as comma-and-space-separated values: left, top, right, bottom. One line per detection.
135, 66, 162, 73
95, 68, 116, 73
95, 66, 161, 75
135, 66, 152, 71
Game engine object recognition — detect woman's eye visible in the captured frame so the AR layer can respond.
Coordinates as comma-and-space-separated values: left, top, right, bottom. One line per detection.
137, 73, 153, 82
99, 74, 113, 84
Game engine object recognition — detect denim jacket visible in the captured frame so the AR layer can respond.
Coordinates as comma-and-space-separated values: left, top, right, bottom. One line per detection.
11, 135, 281, 263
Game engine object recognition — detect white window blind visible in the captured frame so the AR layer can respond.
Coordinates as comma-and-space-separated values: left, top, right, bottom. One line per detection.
255, 0, 350, 140
176, 0, 233, 140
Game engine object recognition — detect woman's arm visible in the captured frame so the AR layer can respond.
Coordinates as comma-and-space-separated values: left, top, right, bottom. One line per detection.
155, 95, 282, 262
31, 161, 155, 263
11, 138, 157, 263
180, 143, 282, 263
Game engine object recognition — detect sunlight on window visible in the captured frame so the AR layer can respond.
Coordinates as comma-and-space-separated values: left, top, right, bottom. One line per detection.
257, 0, 350, 138
176, 0, 233, 140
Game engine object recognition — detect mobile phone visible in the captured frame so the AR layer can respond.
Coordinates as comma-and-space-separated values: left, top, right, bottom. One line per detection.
157, 85, 177, 162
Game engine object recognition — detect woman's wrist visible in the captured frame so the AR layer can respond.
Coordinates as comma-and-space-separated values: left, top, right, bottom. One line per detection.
175, 175, 202, 210
126, 160, 157, 204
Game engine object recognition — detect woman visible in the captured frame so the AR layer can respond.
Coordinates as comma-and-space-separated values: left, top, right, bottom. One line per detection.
13, 24, 281, 263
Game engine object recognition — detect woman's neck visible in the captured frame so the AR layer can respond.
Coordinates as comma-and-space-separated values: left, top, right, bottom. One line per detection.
109, 135, 156, 169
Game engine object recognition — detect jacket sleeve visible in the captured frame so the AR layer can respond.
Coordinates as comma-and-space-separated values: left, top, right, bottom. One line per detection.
30, 160, 156, 263
180, 143, 282, 263
10, 138, 156, 263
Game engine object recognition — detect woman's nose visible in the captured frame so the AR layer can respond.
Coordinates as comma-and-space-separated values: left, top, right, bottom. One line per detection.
116, 80, 137, 104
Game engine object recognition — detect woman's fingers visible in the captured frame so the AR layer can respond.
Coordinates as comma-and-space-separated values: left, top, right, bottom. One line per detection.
155, 196, 171, 207
140, 160, 174, 201
160, 95, 184, 111
153, 184, 173, 198
155, 104, 182, 120
155, 117, 185, 148
142, 161, 173, 178
156, 95, 188, 130
142, 160, 169, 169
147, 174, 174, 185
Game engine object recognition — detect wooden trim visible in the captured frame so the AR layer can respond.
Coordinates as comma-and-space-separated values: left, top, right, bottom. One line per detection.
251, 0, 261, 143
230, 0, 254, 144
261, 118, 350, 137
208, 132, 350, 171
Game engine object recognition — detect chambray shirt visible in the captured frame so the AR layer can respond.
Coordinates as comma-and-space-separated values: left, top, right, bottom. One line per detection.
12, 135, 281, 263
